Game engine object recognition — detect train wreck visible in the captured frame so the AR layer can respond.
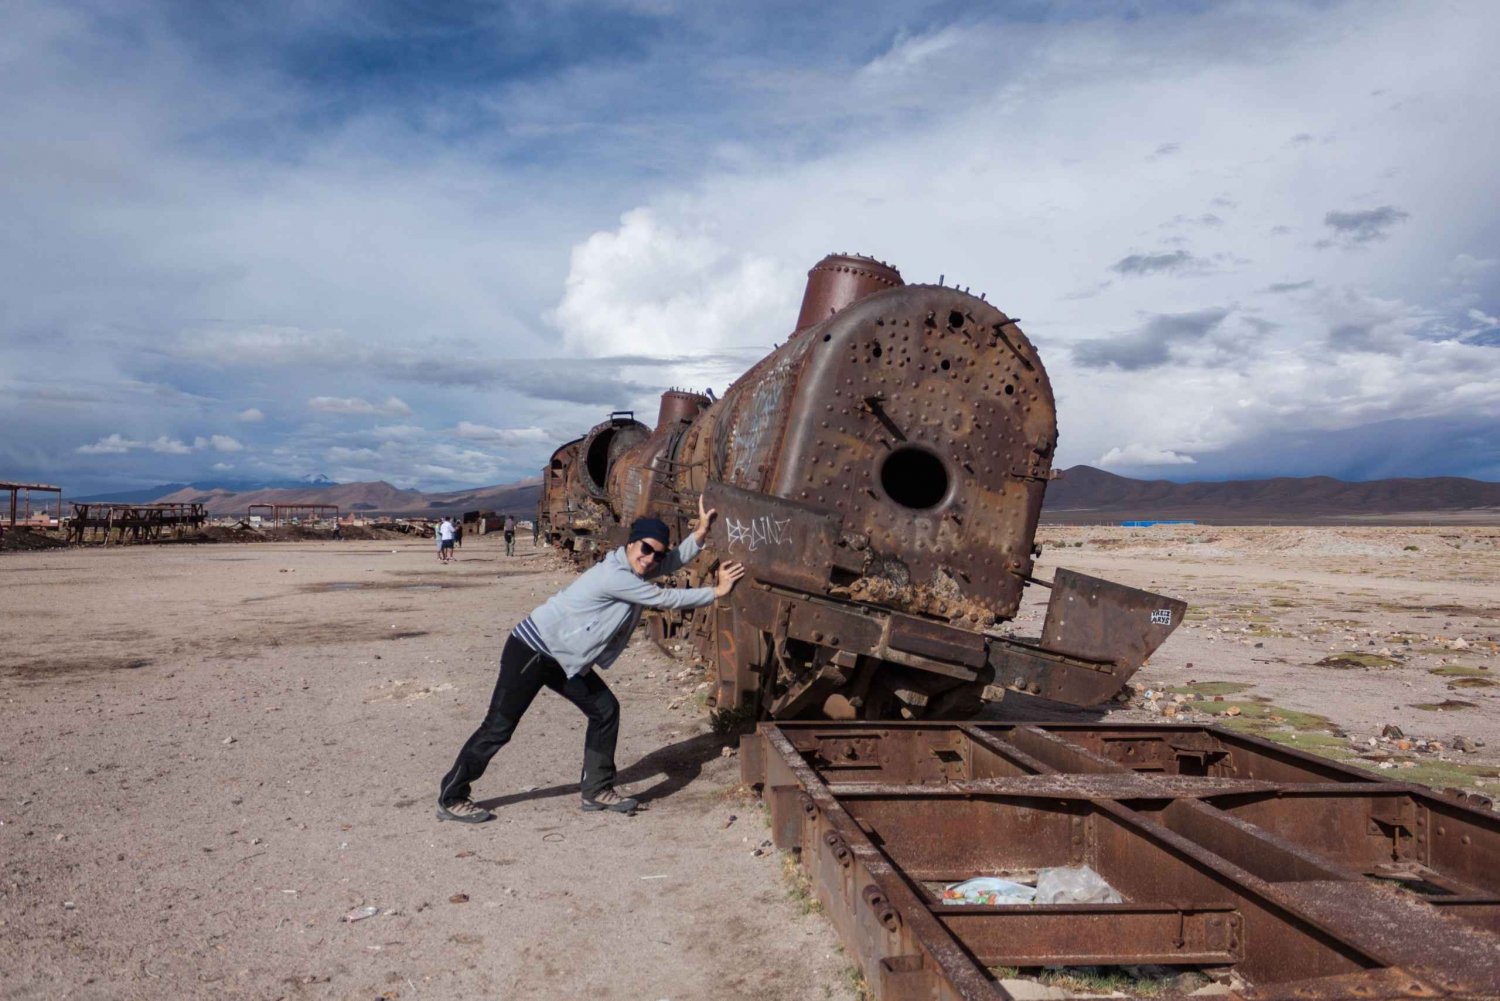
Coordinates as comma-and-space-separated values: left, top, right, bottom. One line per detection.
539, 253, 1186, 718
743, 721, 1500, 1000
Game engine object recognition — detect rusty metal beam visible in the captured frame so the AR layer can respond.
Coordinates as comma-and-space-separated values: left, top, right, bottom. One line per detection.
745, 721, 1500, 1001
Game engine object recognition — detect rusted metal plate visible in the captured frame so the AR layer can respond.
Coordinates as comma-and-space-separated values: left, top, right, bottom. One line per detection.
744, 721, 1500, 1001
705, 480, 842, 592
887, 614, 988, 669
1040, 569, 1187, 668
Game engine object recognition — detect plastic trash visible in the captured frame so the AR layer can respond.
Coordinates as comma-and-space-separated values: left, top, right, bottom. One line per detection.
941, 877, 1037, 906
343, 905, 379, 922
1033, 865, 1122, 904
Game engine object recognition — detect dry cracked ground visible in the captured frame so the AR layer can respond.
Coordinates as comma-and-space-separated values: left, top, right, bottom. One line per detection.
1, 524, 1497, 1000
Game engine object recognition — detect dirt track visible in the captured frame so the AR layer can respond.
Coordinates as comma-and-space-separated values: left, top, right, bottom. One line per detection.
2, 525, 1498, 1000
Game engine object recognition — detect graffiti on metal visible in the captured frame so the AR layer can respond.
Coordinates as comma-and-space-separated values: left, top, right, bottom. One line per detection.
725, 513, 795, 552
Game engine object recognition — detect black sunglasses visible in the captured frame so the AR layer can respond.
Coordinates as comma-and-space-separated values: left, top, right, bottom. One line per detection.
638, 541, 667, 561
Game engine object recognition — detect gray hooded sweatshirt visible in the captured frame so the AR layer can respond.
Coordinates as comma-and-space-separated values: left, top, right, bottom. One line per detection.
517, 535, 716, 677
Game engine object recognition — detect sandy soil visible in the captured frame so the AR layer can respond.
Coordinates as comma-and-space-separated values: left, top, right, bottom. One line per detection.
0, 536, 858, 1001
1006, 525, 1500, 783
3, 525, 1498, 1000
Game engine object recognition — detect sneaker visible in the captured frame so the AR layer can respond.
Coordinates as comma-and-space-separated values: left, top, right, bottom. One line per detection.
436, 799, 494, 824
581, 788, 639, 814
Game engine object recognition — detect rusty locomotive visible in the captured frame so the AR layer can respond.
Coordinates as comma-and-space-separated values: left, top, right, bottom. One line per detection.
538, 253, 1185, 720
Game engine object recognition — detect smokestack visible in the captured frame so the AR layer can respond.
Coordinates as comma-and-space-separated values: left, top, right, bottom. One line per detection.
793, 254, 904, 333
656, 389, 710, 428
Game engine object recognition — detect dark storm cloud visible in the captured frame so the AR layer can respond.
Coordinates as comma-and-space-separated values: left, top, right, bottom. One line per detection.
1176, 416, 1500, 482
1072, 307, 1231, 370
1110, 250, 1202, 276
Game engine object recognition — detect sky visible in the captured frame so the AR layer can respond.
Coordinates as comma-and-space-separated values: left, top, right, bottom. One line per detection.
2, 0, 1497, 496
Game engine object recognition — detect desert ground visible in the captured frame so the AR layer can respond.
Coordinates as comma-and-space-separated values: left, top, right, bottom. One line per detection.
2, 524, 1497, 1000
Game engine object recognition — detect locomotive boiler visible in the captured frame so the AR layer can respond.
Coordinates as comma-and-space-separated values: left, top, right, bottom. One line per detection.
540, 253, 1185, 720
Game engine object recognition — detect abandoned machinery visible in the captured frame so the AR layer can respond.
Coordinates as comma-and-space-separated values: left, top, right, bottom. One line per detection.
537, 253, 1187, 719
744, 721, 1500, 1000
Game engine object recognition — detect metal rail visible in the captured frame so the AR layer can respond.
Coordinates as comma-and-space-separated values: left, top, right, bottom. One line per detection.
742, 721, 1500, 1000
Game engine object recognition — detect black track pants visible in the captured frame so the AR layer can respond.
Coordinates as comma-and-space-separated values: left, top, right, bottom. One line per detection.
438, 635, 621, 804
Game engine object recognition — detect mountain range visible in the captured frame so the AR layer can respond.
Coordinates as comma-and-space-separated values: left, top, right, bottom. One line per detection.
74, 467, 1500, 523
1041, 466, 1500, 523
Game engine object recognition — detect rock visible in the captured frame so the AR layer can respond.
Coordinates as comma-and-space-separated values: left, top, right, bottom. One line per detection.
1454, 736, 1482, 752
1395, 739, 1412, 751
1381, 724, 1405, 739
448, 893, 469, 904
1223, 706, 1241, 717
719, 745, 736, 758
1453, 638, 1470, 650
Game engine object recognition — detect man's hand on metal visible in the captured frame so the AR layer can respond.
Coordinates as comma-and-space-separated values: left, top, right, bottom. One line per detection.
694, 493, 718, 543
714, 561, 746, 597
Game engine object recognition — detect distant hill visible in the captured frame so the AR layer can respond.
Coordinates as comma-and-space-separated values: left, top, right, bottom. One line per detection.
1043, 466, 1500, 524
150, 478, 541, 518
73, 476, 333, 504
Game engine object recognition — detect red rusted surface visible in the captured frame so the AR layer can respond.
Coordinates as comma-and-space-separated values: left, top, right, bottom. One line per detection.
536, 253, 1187, 717
794, 253, 905, 333
745, 721, 1500, 1000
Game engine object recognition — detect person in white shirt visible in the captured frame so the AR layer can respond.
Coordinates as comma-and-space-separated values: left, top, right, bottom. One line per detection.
438, 517, 456, 563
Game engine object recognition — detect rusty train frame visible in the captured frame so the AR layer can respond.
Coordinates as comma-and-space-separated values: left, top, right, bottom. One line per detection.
743, 720, 1500, 1000
538, 253, 1187, 719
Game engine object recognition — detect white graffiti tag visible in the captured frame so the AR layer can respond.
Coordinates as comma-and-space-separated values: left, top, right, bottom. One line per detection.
725, 514, 794, 552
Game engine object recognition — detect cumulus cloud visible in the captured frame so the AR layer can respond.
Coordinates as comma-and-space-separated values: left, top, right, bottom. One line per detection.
148, 436, 191, 454
451, 422, 554, 445
76, 432, 240, 457
237, 408, 265, 423
307, 396, 413, 418
76, 434, 136, 455
550, 208, 798, 358
1097, 445, 1197, 468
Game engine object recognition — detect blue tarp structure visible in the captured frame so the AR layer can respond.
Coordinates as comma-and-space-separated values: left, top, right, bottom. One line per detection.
1120, 519, 1197, 527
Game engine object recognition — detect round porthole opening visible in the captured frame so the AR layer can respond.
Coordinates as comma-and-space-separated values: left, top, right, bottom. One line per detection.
879, 446, 950, 509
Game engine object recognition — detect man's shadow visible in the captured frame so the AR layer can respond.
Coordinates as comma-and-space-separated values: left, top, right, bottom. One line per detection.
475, 730, 738, 811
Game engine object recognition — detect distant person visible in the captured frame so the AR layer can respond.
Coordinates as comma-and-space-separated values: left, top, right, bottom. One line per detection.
435, 497, 745, 822
438, 517, 456, 563
532, 518, 540, 547
503, 514, 517, 556
454, 520, 464, 549
332, 522, 343, 541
